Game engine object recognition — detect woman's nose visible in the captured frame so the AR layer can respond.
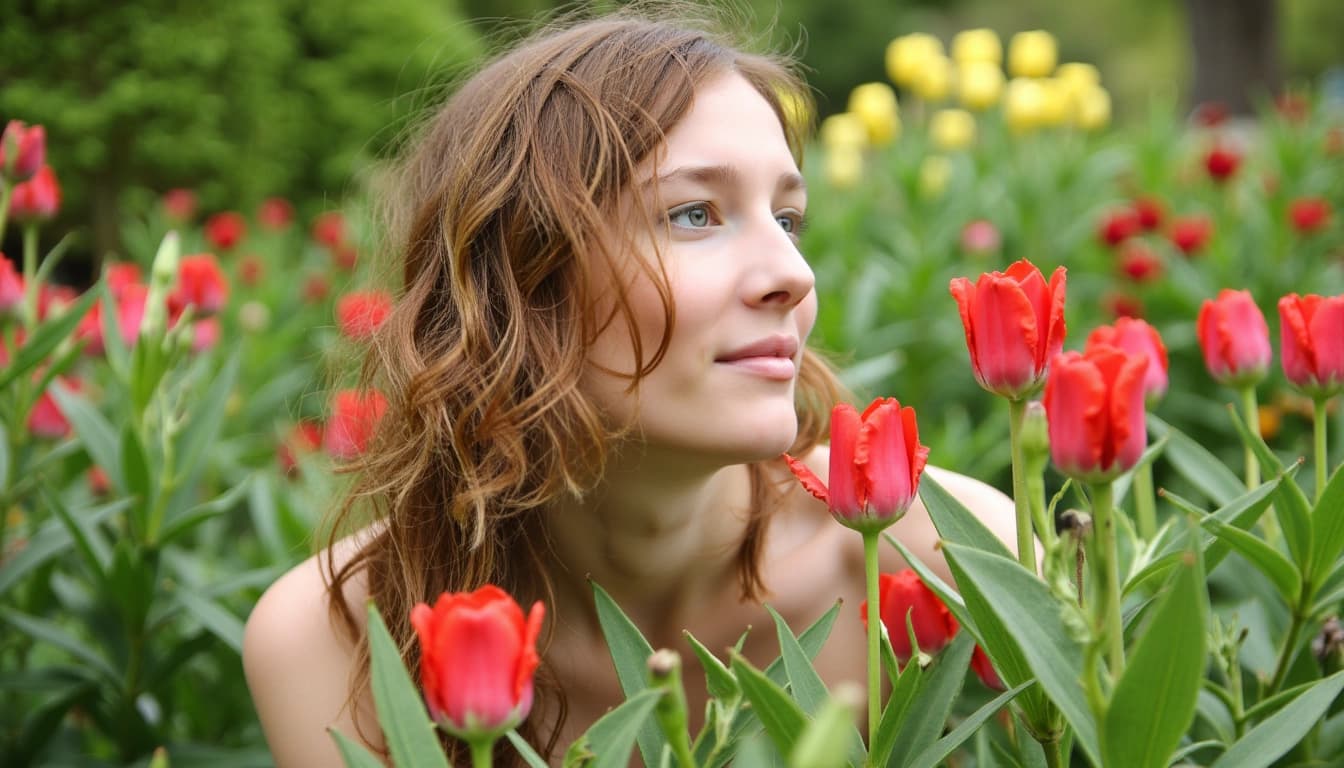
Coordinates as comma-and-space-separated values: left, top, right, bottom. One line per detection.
743, 216, 815, 308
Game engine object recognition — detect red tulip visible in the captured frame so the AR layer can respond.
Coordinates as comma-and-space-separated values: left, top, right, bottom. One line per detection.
1204, 145, 1241, 183
860, 570, 958, 667
324, 389, 388, 460
1118, 241, 1163, 283
960, 219, 1001, 257
204, 212, 246, 251
1289, 197, 1331, 234
1279, 293, 1344, 399
257, 197, 295, 230
1102, 292, 1144, 320
0, 121, 46, 182
105, 262, 142, 298
238, 254, 264, 287
332, 243, 359, 271
76, 283, 150, 356
169, 254, 229, 317
1086, 318, 1169, 403
1132, 196, 1165, 232
1169, 215, 1213, 256
411, 586, 544, 739
971, 646, 1004, 691
190, 317, 220, 353
9, 165, 61, 224
949, 259, 1067, 400
37, 283, 77, 321
785, 398, 929, 533
1191, 101, 1228, 128
279, 420, 324, 476
1043, 345, 1149, 483
336, 291, 392, 341
1097, 208, 1140, 247
1198, 289, 1271, 388
0, 253, 22, 315
312, 211, 346, 249
162, 188, 198, 222
303, 274, 329, 304
29, 376, 79, 439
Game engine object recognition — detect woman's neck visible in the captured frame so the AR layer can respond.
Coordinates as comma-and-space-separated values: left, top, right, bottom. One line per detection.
541, 446, 753, 648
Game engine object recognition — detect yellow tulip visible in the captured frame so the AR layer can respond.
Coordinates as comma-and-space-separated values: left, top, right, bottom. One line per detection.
1056, 62, 1100, 92
1074, 84, 1112, 131
930, 109, 976, 151
1004, 78, 1048, 132
825, 147, 864, 189
1008, 30, 1058, 78
847, 83, 901, 146
1038, 79, 1071, 127
819, 113, 868, 151
958, 61, 1005, 110
919, 155, 952, 199
885, 33, 944, 88
913, 55, 954, 102
952, 28, 1002, 66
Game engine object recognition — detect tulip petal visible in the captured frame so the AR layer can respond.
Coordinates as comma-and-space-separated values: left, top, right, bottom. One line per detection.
827, 404, 865, 517
1044, 351, 1106, 478
783, 453, 830, 505
949, 277, 981, 374
971, 274, 1040, 396
1044, 267, 1068, 365
1091, 345, 1148, 472
1310, 296, 1344, 387
1279, 294, 1316, 387
857, 400, 915, 520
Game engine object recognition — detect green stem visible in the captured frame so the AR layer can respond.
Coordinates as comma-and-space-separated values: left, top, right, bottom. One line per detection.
1025, 463, 1055, 552
1133, 460, 1157, 541
1008, 398, 1038, 574
470, 737, 494, 768
1268, 609, 1306, 695
1043, 739, 1064, 768
0, 181, 10, 244
864, 530, 881, 747
1315, 397, 1328, 504
1240, 386, 1261, 490
1228, 650, 1245, 738
1089, 482, 1125, 675
21, 224, 37, 329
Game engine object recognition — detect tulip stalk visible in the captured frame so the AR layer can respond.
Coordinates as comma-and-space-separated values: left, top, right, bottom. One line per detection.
1008, 398, 1038, 575
1239, 386, 1261, 490
863, 530, 882, 746
1087, 482, 1124, 674
0, 180, 10, 244
21, 223, 38, 329
468, 737, 494, 768
1132, 461, 1157, 541
1314, 397, 1328, 503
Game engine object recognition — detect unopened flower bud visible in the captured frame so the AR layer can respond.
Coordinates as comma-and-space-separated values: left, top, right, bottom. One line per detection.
1, 121, 46, 182
1021, 400, 1050, 469
647, 649, 692, 764
1313, 616, 1344, 675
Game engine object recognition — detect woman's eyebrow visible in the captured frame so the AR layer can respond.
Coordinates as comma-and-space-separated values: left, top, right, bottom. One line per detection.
645, 164, 807, 195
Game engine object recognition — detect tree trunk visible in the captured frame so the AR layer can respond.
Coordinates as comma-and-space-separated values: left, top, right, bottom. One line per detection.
1185, 0, 1282, 115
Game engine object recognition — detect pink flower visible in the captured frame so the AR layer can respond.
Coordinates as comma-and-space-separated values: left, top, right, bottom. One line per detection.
1197, 289, 1271, 388
1289, 197, 1331, 234
336, 291, 393, 341
169, 254, 229, 317
1169, 215, 1213, 256
257, 197, 294, 230
0, 252, 23, 315
0, 121, 46, 182
191, 317, 221, 353
29, 377, 79, 439
205, 212, 247, 251
1118, 241, 1163, 283
1278, 293, 1344, 399
162, 188, 198, 222
960, 219, 1001, 257
411, 586, 545, 739
323, 390, 388, 460
784, 398, 929, 533
9, 165, 61, 224
949, 259, 1068, 400
1086, 318, 1169, 403
1043, 345, 1149, 484
311, 211, 346, 249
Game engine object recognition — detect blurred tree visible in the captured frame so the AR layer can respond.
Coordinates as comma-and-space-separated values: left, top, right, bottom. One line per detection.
0, 0, 482, 265
1184, 0, 1281, 115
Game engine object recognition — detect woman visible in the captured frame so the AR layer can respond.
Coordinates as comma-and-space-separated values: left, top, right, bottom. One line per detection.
243, 10, 1015, 767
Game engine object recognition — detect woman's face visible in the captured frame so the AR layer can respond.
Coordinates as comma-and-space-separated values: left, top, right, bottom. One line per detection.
583, 71, 817, 465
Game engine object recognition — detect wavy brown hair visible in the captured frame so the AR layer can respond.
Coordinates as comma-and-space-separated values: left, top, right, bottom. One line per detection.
323, 8, 847, 764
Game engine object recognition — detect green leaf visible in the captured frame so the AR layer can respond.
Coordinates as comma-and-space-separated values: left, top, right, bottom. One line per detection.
870, 648, 922, 767
1199, 517, 1300, 601
591, 580, 666, 768
120, 421, 153, 506
1113, 435, 1167, 509
765, 601, 839, 687
176, 590, 244, 654
940, 543, 1100, 765
0, 608, 121, 684
41, 484, 110, 579
730, 652, 807, 759
1225, 406, 1312, 567
583, 689, 663, 768
683, 630, 739, 701
506, 729, 551, 768
170, 350, 241, 500
1103, 548, 1206, 768
0, 290, 97, 390
889, 632, 974, 768
329, 729, 387, 768
365, 602, 450, 768
920, 472, 1015, 560
1211, 670, 1344, 768
0, 498, 129, 594
1309, 462, 1344, 589
765, 606, 865, 766
48, 381, 120, 487
97, 275, 131, 380
906, 678, 1033, 768
1148, 414, 1245, 506
158, 476, 251, 545
886, 535, 974, 634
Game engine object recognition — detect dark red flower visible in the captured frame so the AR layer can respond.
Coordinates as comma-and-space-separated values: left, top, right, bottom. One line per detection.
9, 165, 61, 224
1132, 196, 1165, 231
1289, 197, 1331, 234
1191, 101, 1228, 128
238, 254, 264, 287
1169, 215, 1213, 256
1204, 145, 1241, 183
168, 254, 229, 317
311, 211, 346, 249
1098, 208, 1141, 247
257, 197, 295, 230
1119, 241, 1163, 283
279, 420, 323, 476
204, 212, 247, 251
303, 275, 329, 304
1103, 292, 1144, 319
162, 188, 198, 222
0, 121, 46, 182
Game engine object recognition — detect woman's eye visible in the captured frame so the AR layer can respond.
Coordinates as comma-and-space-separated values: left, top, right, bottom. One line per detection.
669, 204, 713, 229
777, 211, 807, 236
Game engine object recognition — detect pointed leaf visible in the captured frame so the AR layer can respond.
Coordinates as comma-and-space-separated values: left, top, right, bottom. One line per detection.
889, 631, 974, 768
591, 581, 666, 768
870, 639, 923, 767
1309, 462, 1344, 588
41, 484, 110, 579
765, 606, 865, 765
1148, 414, 1245, 506
506, 729, 551, 768
0, 290, 97, 390
730, 652, 807, 759
585, 689, 663, 768
120, 422, 153, 505
176, 591, 244, 654
1103, 549, 1206, 768
920, 473, 1015, 560
49, 381, 120, 487
765, 600, 839, 687
0, 499, 129, 594
906, 678, 1033, 768
0, 608, 121, 684
1211, 670, 1344, 768
1225, 406, 1312, 567
329, 729, 386, 768
365, 603, 450, 768
1200, 517, 1300, 601
684, 630, 739, 701
940, 543, 1100, 764
159, 477, 251, 545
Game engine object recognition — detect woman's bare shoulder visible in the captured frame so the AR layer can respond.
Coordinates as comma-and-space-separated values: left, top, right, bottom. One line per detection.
243, 528, 382, 767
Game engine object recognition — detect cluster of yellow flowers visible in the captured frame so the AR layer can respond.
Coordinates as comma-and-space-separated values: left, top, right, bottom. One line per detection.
819, 28, 1112, 188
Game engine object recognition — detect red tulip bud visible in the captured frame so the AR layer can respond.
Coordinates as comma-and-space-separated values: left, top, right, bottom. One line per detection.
1043, 345, 1149, 484
1197, 289, 1271, 388
0, 121, 46, 182
9, 165, 61, 224
1279, 293, 1344, 399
